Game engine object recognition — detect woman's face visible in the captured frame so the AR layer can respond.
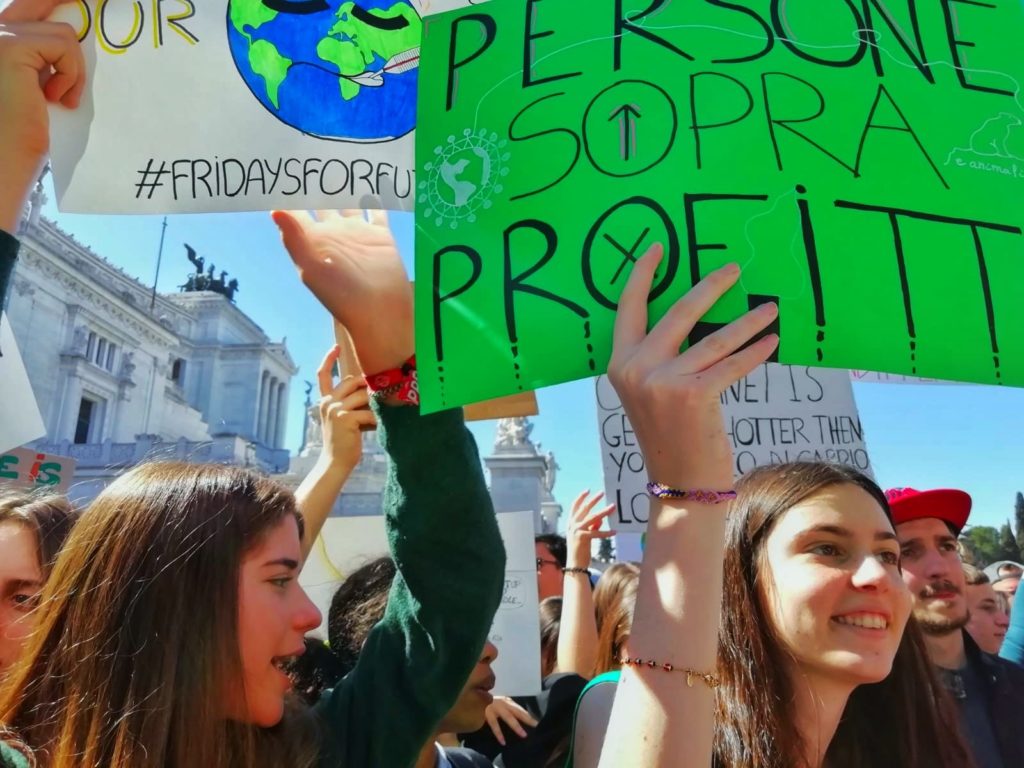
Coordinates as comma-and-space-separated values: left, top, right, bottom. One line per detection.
760, 484, 911, 688
0, 521, 43, 674
233, 516, 322, 726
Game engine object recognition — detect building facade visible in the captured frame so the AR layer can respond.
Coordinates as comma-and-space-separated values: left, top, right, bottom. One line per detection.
9, 199, 294, 502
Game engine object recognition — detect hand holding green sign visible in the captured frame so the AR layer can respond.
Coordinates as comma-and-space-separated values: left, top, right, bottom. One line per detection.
414, 0, 1024, 412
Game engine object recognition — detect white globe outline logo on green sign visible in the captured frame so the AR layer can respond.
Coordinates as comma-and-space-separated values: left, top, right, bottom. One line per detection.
419, 128, 510, 229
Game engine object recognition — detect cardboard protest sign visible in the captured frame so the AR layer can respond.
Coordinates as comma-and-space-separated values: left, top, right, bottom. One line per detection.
0, 314, 46, 453
597, 365, 871, 533
47, 0, 467, 213
0, 448, 76, 493
300, 509, 542, 696
414, 0, 1024, 413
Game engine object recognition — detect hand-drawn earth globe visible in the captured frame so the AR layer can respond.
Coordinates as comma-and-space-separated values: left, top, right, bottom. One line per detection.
227, 0, 422, 142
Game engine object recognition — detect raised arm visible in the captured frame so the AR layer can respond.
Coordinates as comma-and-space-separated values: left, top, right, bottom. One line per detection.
557, 491, 615, 677
276, 209, 506, 768
0, 0, 84, 303
294, 345, 376, 559
597, 247, 778, 768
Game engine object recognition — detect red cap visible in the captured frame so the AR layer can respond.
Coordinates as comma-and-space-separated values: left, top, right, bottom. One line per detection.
884, 487, 972, 535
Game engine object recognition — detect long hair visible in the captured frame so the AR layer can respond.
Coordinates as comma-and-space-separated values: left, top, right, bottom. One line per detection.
593, 572, 638, 677
0, 490, 77, 578
714, 462, 971, 768
593, 562, 640, 638
539, 596, 562, 678
327, 556, 396, 673
0, 462, 320, 768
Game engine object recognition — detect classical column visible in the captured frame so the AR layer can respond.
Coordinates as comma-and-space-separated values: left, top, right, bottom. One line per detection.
256, 371, 270, 443
274, 382, 288, 449
267, 377, 280, 446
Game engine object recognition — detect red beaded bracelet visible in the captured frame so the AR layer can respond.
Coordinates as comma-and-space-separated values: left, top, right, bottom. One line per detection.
619, 656, 721, 688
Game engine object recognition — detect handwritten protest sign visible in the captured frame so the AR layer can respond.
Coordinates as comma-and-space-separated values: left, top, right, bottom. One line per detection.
414, 0, 1024, 413
849, 370, 963, 385
300, 509, 541, 695
597, 365, 871, 533
47, 0, 467, 213
0, 314, 45, 453
0, 448, 77, 494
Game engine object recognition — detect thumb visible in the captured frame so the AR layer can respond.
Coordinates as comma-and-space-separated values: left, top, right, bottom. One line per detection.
272, 210, 313, 268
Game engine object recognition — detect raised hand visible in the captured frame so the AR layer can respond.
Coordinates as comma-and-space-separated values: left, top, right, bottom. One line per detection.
566, 490, 615, 569
0, 0, 84, 231
482, 696, 538, 746
274, 209, 413, 376
607, 245, 779, 490
316, 345, 377, 470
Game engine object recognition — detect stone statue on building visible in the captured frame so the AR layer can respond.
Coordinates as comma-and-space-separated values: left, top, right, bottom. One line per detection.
119, 351, 136, 381
543, 450, 559, 496
494, 417, 535, 453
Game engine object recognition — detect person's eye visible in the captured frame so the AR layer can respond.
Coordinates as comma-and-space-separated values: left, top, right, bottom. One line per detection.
261, 0, 329, 15
11, 593, 39, 612
269, 577, 292, 589
810, 543, 842, 558
877, 550, 900, 566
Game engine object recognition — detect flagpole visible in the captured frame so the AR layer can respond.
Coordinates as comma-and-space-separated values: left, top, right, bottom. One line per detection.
149, 217, 168, 312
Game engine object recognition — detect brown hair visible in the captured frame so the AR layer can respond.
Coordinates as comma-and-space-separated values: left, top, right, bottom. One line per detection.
593, 562, 640, 637
593, 571, 638, 677
963, 563, 989, 586
539, 596, 562, 678
328, 556, 395, 672
714, 462, 972, 768
0, 462, 319, 768
0, 490, 77, 578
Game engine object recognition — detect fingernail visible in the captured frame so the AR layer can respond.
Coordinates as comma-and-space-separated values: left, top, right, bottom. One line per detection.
721, 263, 740, 276
759, 302, 778, 316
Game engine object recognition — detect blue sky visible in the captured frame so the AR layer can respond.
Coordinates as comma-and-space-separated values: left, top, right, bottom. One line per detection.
36, 183, 1024, 534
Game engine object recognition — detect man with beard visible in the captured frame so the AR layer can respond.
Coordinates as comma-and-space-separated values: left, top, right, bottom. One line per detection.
888, 487, 1024, 768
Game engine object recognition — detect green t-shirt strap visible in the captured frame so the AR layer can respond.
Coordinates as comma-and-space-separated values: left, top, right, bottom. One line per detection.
564, 670, 623, 768
0, 740, 31, 768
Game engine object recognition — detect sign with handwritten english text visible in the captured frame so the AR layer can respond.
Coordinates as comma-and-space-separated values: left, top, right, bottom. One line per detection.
46, 0, 470, 213
414, 0, 1024, 413
0, 448, 77, 494
596, 366, 872, 533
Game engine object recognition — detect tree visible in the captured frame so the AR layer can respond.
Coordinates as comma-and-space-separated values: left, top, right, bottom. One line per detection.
960, 525, 1002, 568
997, 521, 1022, 563
1015, 492, 1024, 554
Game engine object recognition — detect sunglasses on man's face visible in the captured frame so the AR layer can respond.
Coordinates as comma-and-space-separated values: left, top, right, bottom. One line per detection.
537, 557, 561, 571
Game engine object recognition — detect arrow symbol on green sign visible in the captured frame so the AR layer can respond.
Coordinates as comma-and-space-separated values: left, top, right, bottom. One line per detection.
609, 103, 642, 161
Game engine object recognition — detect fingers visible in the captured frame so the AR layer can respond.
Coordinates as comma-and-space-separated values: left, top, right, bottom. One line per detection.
485, 708, 506, 746
643, 263, 740, 358
611, 244, 663, 354
578, 491, 605, 519
368, 208, 389, 229
317, 345, 341, 396
330, 375, 368, 405
12, 23, 84, 107
340, 209, 366, 219
673, 301, 778, 375
702, 333, 780, 390
313, 209, 343, 223
0, 0, 74, 23
580, 503, 616, 532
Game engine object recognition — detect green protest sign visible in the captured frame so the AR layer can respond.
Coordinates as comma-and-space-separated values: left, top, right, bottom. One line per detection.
414, 0, 1024, 413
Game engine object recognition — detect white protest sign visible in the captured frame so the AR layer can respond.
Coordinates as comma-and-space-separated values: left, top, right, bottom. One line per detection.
0, 314, 46, 453
597, 365, 873, 533
48, 0, 467, 214
300, 509, 541, 696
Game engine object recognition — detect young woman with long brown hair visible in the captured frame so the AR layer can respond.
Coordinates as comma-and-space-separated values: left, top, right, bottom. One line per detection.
0, 26, 505, 759
585, 246, 972, 767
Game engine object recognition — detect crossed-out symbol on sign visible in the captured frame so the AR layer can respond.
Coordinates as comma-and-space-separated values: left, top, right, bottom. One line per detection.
604, 227, 651, 286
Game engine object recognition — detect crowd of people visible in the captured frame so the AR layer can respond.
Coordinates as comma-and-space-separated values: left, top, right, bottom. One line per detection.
3, 1, 1024, 766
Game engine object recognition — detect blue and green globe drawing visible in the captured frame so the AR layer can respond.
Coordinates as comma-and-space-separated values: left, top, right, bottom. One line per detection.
227, 0, 422, 142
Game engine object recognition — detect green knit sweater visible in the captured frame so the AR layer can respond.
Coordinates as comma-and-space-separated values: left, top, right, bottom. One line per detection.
0, 404, 505, 768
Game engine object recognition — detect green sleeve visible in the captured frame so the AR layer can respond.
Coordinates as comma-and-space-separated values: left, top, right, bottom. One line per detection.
315, 404, 506, 768
0, 228, 19, 313
0, 741, 30, 768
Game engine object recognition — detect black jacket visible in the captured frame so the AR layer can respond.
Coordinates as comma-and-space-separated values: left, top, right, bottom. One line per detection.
959, 631, 1024, 767
445, 747, 494, 767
